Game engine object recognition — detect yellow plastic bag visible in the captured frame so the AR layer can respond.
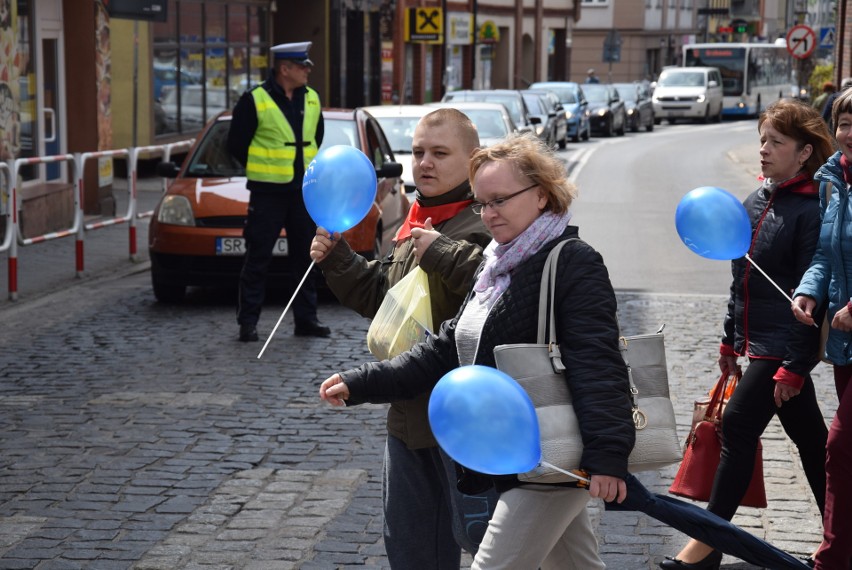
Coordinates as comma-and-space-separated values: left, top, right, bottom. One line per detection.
367, 266, 433, 360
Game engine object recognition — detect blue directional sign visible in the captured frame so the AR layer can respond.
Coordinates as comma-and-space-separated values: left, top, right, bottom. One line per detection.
821, 26, 836, 48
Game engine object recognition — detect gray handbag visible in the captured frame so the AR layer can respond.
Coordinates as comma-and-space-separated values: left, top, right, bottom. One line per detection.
493, 240, 682, 484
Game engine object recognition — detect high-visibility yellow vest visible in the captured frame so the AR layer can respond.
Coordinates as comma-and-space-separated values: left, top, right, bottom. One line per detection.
246, 86, 320, 183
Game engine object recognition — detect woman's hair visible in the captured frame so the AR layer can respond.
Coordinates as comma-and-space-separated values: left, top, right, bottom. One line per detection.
468, 132, 576, 214
759, 99, 835, 178
832, 88, 852, 136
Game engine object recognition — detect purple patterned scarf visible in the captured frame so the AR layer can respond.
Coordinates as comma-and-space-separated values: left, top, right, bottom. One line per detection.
474, 210, 572, 307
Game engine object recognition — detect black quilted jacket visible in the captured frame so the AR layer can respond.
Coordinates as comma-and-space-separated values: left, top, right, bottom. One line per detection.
722, 173, 821, 378
340, 227, 636, 489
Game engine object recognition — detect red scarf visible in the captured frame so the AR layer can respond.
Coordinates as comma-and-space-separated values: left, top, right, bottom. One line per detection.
394, 199, 473, 241
842, 154, 852, 186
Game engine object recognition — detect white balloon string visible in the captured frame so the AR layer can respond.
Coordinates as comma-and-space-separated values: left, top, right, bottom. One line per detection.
538, 461, 591, 484
744, 253, 818, 328
257, 260, 316, 359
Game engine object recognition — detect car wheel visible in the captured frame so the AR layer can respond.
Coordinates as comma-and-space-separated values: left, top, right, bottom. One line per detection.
646, 116, 654, 132
559, 136, 567, 149
604, 117, 614, 137
630, 117, 639, 133
581, 124, 590, 141
571, 132, 580, 143
152, 277, 186, 303
703, 106, 712, 124
616, 115, 625, 136
654, 118, 661, 125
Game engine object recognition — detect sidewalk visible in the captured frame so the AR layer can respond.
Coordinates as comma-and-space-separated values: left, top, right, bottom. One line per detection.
0, 176, 162, 307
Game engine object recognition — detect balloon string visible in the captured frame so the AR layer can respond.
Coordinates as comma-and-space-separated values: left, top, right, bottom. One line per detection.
744, 253, 818, 328
257, 260, 316, 359
539, 461, 591, 485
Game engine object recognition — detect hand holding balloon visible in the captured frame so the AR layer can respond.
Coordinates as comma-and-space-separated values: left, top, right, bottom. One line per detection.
310, 227, 341, 264
259, 146, 378, 360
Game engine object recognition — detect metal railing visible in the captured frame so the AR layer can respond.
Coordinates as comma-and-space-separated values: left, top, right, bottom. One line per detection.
1, 139, 194, 300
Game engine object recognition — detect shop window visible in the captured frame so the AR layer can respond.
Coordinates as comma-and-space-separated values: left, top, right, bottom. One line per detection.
152, 0, 268, 136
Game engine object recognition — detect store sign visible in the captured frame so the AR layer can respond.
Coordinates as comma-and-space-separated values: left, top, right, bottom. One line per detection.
405, 7, 443, 44
105, 0, 168, 22
478, 20, 500, 44
447, 13, 473, 46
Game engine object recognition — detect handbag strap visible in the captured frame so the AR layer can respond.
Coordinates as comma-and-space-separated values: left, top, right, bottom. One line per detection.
537, 239, 576, 373
706, 367, 741, 422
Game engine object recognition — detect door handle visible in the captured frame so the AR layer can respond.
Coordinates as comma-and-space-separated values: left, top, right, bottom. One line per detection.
44, 108, 56, 143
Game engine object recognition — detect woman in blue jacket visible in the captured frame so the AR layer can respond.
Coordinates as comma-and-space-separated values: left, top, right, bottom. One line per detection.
665, 99, 833, 570
793, 87, 852, 570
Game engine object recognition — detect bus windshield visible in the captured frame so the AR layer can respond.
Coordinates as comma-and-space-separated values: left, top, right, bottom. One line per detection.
684, 47, 745, 96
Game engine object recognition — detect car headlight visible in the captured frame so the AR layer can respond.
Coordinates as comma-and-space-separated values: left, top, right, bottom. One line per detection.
697, 94, 706, 103
596, 108, 608, 117
157, 195, 196, 226
565, 111, 575, 120
627, 108, 635, 116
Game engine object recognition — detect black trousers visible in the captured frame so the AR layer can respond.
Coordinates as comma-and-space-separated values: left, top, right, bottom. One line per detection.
708, 358, 827, 521
237, 190, 318, 327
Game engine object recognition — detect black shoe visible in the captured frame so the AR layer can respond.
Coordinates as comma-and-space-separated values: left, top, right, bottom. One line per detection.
294, 320, 331, 337
238, 324, 258, 342
659, 550, 721, 570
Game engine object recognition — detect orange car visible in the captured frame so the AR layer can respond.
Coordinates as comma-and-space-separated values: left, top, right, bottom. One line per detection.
149, 109, 408, 302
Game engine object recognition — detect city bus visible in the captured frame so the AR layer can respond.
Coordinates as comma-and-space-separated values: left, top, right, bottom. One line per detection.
682, 42, 793, 117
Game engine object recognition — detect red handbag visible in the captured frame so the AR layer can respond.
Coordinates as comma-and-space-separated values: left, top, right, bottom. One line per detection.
669, 370, 767, 508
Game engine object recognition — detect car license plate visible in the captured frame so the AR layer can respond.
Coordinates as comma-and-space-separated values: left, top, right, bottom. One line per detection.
216, 237, 289, 256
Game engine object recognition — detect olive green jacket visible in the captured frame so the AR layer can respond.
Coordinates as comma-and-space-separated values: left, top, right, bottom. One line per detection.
319, 184, 491, 448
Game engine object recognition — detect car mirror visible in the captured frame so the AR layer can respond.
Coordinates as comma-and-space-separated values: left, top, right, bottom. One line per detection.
156, 161, 181, 178
529, 116, 542, 125
377, 161, 403, 178
709, 80, 718, 87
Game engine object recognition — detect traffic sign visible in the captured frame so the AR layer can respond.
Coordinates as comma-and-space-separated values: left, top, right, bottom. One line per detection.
786, 24, 817, 59
405, 7, 443, 43
820, 26, 836, 49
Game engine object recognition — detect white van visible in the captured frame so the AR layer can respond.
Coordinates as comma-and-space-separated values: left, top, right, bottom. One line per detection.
652, 67, 724, 124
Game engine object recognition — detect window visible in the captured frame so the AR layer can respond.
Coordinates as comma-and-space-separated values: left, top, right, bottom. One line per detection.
152, 0, 268, 136
581, 0, 609, 5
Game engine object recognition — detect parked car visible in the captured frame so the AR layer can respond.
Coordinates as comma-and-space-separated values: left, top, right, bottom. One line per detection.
522, 89, 568, 149
361, 104, 433, 194
613, 82, 655, 132
529, 81, 590, 143
148, 109, 407, 302
440, 89, 540, 137
153, 63, 201, 101
651, 66, 724, 124
428, 101, 518, 147
160, 85, 241, 133
582, 83, 626, 137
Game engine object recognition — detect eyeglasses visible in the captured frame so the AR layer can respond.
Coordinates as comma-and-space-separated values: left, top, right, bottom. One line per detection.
471, 183, 538, 214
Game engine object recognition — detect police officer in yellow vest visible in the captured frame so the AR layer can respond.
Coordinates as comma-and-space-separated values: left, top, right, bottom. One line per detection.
228, 41, 329, 342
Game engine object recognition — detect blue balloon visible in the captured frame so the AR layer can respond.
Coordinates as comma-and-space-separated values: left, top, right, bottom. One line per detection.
675, 186, 751, 260
302, 145, 378, 234
428, 365, 541, 475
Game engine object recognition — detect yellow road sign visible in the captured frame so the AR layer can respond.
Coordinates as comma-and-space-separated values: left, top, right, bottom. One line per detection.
405, 7, 443, 43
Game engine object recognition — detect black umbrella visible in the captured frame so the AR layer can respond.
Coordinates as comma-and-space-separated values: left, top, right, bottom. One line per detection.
604, 474, 809, 569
